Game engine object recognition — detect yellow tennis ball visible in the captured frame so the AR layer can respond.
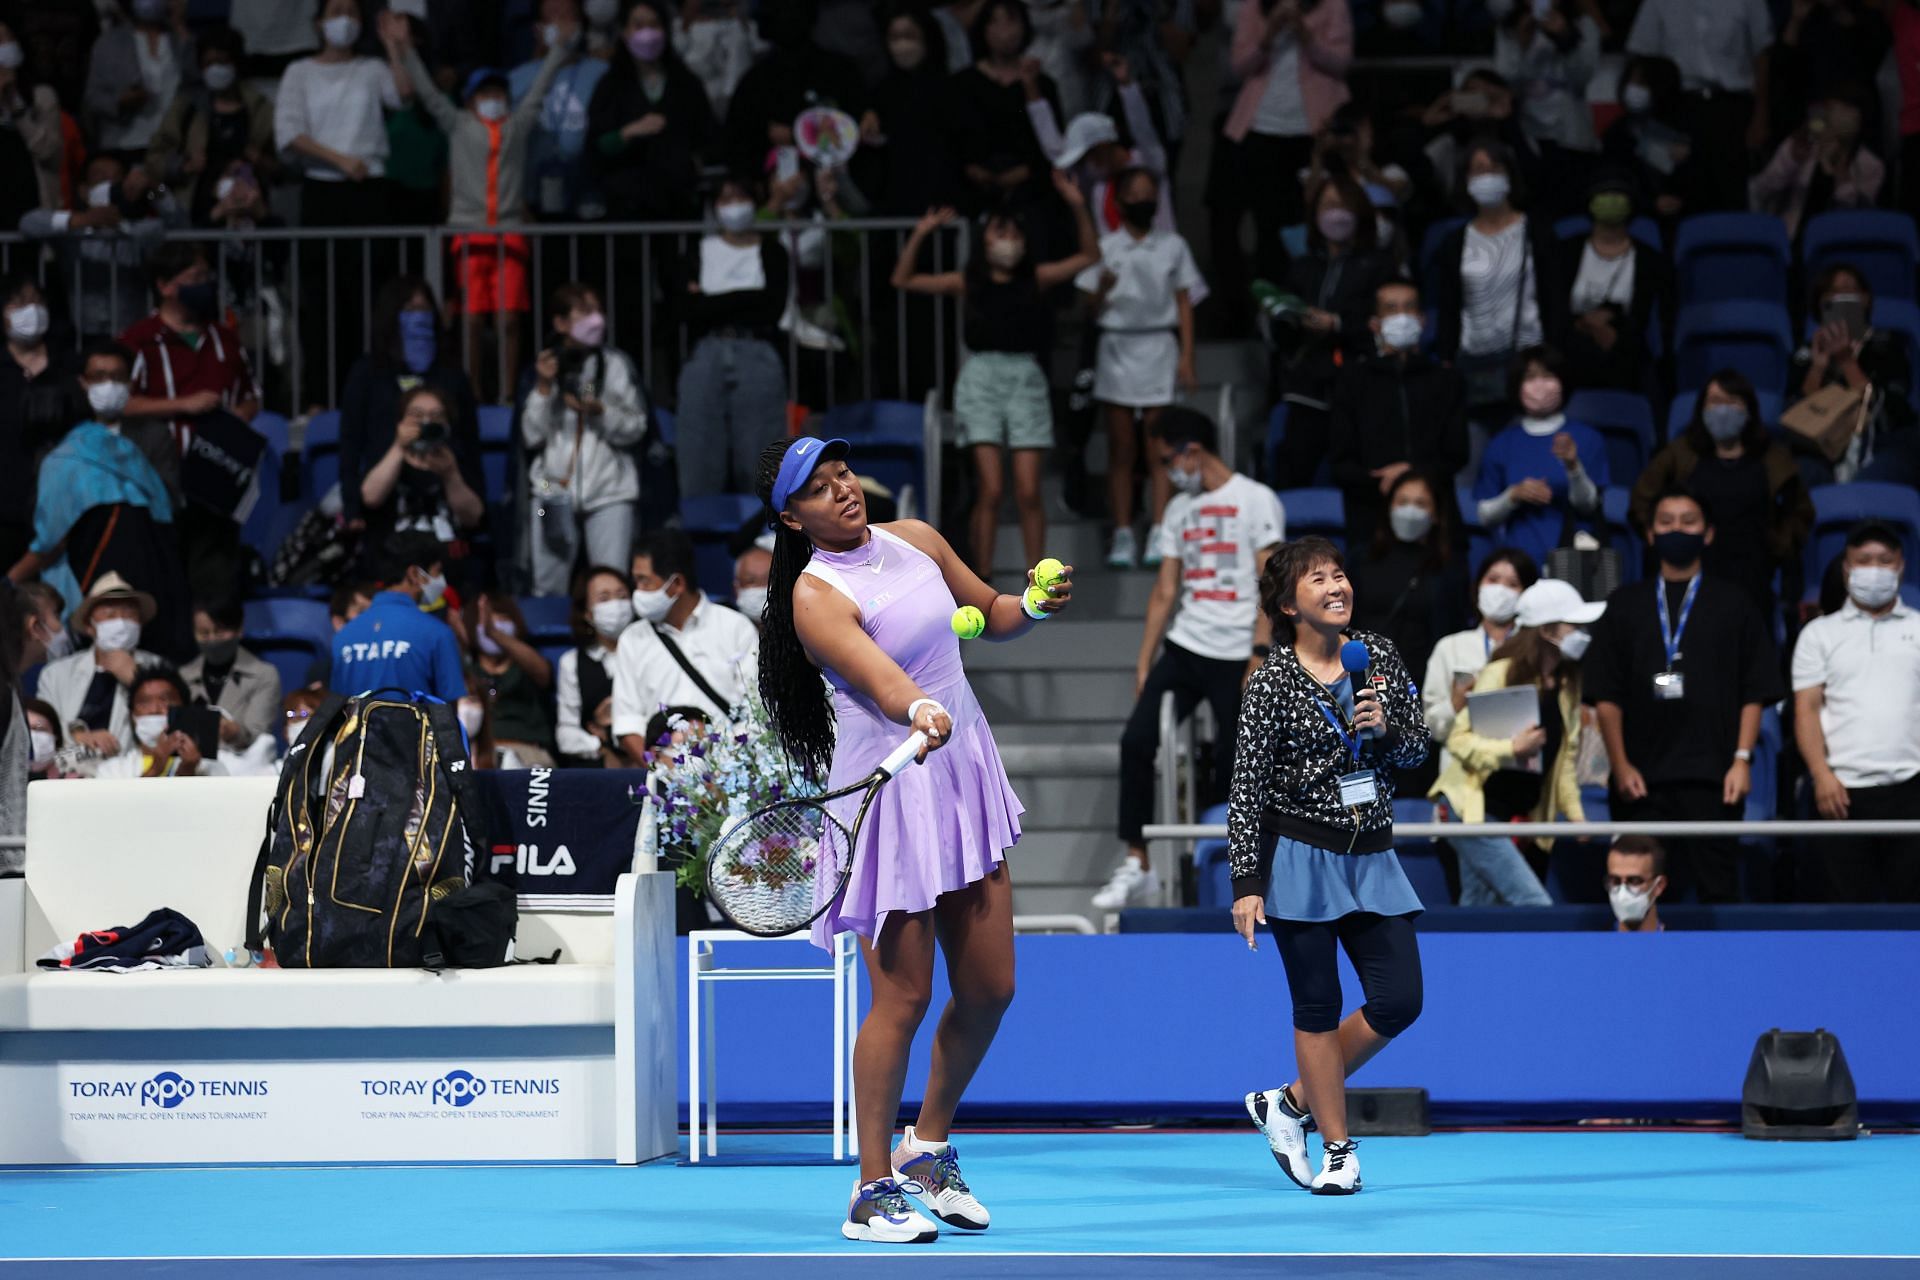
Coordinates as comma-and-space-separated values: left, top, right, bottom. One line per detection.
1033, 557, 1066, 591
1024, 585, 1051, 615
951, 605, 986, 640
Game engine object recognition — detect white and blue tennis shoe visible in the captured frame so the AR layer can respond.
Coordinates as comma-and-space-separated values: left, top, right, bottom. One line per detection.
842, 1177, 940, 1243
891, 1127, 990, 1230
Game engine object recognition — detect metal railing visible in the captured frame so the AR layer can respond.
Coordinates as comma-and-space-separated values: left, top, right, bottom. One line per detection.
0, 217, 966, 417
1144, 820, 1920, 842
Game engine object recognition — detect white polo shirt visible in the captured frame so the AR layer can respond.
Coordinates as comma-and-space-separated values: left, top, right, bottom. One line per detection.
611, 596, 761, 738
1791, 598, 1920, 789
1153, 473, 1286, 662
1076, 228, 1205, 331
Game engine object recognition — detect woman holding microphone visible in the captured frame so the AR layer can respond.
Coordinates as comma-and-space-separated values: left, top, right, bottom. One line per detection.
1230, 536, 1429, 1196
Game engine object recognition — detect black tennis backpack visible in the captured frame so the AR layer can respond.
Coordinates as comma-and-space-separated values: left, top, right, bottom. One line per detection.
246, 690, 504, 968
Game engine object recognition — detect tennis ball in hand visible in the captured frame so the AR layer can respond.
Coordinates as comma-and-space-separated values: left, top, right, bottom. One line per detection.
951, 605, 986, 640
1033, 557, 1067, 591
1024, 585, 1052, 616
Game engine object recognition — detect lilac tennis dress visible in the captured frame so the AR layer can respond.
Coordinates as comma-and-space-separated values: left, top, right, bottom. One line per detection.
802, 526, 1024, 949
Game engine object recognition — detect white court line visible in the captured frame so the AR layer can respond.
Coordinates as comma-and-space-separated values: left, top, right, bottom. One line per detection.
6, 1254, 1917, 1263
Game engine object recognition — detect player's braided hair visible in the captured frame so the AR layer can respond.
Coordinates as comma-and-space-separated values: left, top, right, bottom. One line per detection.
755, 439, 836, 782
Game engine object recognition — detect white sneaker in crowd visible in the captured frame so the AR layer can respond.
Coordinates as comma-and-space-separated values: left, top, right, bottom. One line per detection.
1091, 855, 1161, 910
1141, 524, 1164, 568
1311, 1139, 1362, 1195
1107, 526, 1138, 569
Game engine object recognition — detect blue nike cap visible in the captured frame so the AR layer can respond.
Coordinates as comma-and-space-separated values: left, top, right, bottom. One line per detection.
771, 436, 850, 513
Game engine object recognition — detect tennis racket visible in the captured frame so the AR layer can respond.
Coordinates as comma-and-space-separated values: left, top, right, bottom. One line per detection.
704, 731, 930, 938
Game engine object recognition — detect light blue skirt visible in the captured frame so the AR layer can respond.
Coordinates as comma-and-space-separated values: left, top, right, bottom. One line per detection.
1263, 836, 1424, 923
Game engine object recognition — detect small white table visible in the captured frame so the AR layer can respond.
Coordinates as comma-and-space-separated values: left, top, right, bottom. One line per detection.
686, 928, 859, 1162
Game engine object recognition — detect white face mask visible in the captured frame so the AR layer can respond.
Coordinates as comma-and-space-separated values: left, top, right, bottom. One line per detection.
0, 42, 22, 71
29, 729, 56, 769
87, 181, 115, 210
1621, 83, 1652, 115
1848, 565, 1900, 610
93, 616, 142, 653
39, 619, 74, 662
632, 585, 675, 624
733, 585, 769, 619
322, 15, 361, 48
457, 699, 485, 737
716, 200, 757, 233
133, 714, 169, 750
589, 597, 633, 637
1609, 883, 1653, 924
87, 379, 131, 419
1168, 463, 1204, 496
475, 97, 508, 122
1554, 628, 1591, 662
1477, 582, 1520, 624
419, 572, 447, 607
7, 302, 48, 343
1467, 172, 1511, 209
1389, 503, 1434, 543
1380, 312, 1422, 351
203, 62, 237, 92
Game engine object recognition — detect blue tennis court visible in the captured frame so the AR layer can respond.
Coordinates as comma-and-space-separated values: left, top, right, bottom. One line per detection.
4, 1130, 1915, 1277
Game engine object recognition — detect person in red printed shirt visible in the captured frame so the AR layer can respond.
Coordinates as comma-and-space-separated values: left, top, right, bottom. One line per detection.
1096, 406, 1288, 911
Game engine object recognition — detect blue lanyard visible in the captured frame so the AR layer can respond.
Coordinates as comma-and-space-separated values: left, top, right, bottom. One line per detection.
1657, 574, 1700, 670
1312, 681, 1364, 764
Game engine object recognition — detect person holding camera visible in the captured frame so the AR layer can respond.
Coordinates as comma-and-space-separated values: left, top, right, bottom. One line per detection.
92, 669, 228, 779
522, 282, 649, 596
357, 385, 487, 549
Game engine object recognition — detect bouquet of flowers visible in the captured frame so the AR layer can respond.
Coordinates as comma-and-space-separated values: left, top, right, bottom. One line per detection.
645, 693, 817, 891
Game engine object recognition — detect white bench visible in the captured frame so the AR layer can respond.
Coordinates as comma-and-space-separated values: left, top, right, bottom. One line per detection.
0, 778, 676, 1165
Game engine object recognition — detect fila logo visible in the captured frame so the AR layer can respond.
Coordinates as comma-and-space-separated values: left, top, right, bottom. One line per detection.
490, 843, 578, 877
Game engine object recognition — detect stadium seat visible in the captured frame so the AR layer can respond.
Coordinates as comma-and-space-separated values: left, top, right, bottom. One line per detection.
1566, 389, 1655, 481
238, 444, 283, 553
1550, 215, 1665, 254
1394, 798, 1450, 905
1418, 216, 1467, 295
1665, 388, 1786, 439
1801, 210, 1919, 303
819, 399, 926, 512
1191, 803, 1231, 910
243, 597, 333, 696
653, 405, 676, 447
680, 493, 762, 600
1274, 487, 1344, 551
1804, 482, 1920, 596
477, 404, 515, 445
304, 409, 342, 502
251, 411, 292, 457
1673, 301, 1793, 394
1673, 213, 1791, 307
1601, 487, 1644, 586
516, 595, 575, 645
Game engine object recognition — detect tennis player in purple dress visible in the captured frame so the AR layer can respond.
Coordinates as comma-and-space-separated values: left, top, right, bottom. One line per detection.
756, 435, 1073, 1244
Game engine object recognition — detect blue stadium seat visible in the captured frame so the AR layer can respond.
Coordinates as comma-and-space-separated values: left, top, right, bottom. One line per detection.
1801, 210, 1919, 303
1192, 803, 1231, 910
1418, 216, 1467, 295
1601, 486, 1644, 585
1457, 476, 1491, 575
1804, 483, 1920, 597
251, 411, 292, 457
1274, 487, 1344, 551
244, 597, 333, 695
652, 405, 676, 447
1673, 301, 1793, 394
681, 493, 762, 600
477, 404, 515, 445
1566, 389, 1655, 482
820, 399, 926, 510
304, 409, 342, 501
238, 444, 283, 553
1394, 798, 1450, 905
1665, 387, 1785, 438
1263, 403, 1288, 488
481, 446, 513, 507
515, 595, 575, 645
1550, 215, 1665, 253
1673, 213, 1791, 307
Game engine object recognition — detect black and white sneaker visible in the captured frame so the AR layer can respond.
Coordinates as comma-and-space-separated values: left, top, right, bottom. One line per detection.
1245, 1088, 1315, 1189
1311, 1139, 1362, 1195
841, 1177, 940, 1243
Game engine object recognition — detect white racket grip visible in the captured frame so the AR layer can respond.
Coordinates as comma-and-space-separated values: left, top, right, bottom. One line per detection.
878, 732, 930, 779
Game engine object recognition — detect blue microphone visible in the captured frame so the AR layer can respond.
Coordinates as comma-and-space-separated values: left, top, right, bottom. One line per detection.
1340, 640, 1385, 739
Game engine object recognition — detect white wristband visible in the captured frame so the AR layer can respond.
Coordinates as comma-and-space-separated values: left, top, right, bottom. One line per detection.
907, 698, 948, 729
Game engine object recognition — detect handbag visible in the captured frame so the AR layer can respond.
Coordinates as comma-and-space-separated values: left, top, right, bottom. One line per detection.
1780, 383, 1870, 463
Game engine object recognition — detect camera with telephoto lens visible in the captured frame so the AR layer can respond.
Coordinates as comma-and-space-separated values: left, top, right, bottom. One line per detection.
408, 417, 450, 452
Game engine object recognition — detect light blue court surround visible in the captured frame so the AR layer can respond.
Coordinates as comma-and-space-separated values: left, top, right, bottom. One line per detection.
2, 1132, 1917, 1275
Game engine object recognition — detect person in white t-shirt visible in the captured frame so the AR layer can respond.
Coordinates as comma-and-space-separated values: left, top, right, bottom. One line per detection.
1097, 407, 1286, 910
1792, 520, 1920, 902
1075, 167, 1203, 572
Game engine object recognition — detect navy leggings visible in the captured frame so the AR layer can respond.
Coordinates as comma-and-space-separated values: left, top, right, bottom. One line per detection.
1269, 912, 1423, 1037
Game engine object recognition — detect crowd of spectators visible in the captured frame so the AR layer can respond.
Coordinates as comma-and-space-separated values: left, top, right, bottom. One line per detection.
0, 0, 1913, 910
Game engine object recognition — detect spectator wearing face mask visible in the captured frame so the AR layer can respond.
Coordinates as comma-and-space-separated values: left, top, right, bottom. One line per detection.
1585, 489, 1784, 903
20, 155, 181, 340
14, 581, 70, 674
1750, 88, 1882, 241
731, 540, 771, 624
1599, 56, 1695, 223
951, 0, 1063, 214
35, 572, 171, 761
1223, 0, 1353, 286
1350, 469, 1468, 791
1625, 0, 1774, 213
24, 697, 64, 785
523, 283, 649, 595
557, 564, 632, 768
0, 276, 79, 571
9, 343, 191, 662
893, 173, 1098, 579
84, 0, 197, 167
181, 597, 281, 748
329, 531, 466, 704
672, 0, 764, 119
1326, 280, 1469, 545
1791, 520, 1920, 903
0, 21, 65, 222
859, 10, 963, 217
1472, 345, 1608, 572
1551, 171, 1670, 394
719, 0, 866, 179
90, 668, 226, 779
512, 0, 611, 222
276, 0, 403, 222
1605, 835, 1668, 930
1422, 545, 1541, 752
612, 529, 760, 756
1631, 369, 1813, 626
1433, 578, 1605, 906
1791, 265, 1917, 487
358, 384, 486, 553
1492, 0, 1600, 161
676, 174, 791, 499
338, 274, 482, 529
145, 26, 275, 224
457, 672, 528, 771
586, 1, 715, 224
455, 591, 554, 768
1029, 53, 1173, 235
